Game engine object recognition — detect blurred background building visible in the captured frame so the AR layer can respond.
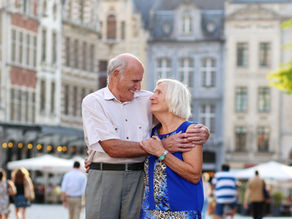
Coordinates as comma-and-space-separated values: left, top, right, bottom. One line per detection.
0, 0, 292, 172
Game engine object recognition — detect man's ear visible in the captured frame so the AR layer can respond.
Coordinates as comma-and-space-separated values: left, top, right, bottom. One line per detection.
112, 69, 120, 78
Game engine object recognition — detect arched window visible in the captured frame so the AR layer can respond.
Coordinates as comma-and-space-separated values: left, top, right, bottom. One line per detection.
107, 15, 116, 40
53, 3, 57, 20
43, 0, 47, 16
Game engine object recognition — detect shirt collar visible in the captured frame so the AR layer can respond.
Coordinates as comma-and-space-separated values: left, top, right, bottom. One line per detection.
103, 86, 143, 102
104, 87, 116, 100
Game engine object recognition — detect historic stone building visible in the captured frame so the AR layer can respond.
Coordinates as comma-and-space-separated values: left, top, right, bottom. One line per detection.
224, 0, 292, 168
0, 0, 99, 166
145, 0, 226, 171
95, 0, 149, 88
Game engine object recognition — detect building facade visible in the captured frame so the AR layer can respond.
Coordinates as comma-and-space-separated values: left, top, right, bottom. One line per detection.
146, 0, 226, 171
0, 0, 99, 166
95, 0, 149, 88
224, 0, 292, 168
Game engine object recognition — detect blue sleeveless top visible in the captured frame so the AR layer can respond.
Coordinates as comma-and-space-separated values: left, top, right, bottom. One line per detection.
140, 121, 203, 218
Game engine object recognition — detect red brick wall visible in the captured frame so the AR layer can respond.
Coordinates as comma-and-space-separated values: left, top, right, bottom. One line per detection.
10, 66, 36, 88
11, 14, 38, 32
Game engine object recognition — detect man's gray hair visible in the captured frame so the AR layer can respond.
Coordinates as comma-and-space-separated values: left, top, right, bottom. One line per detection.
156, 79, 191, 120
107, 56, 127, 77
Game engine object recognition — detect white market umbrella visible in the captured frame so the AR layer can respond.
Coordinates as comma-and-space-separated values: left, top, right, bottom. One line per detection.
235, 161, 292, 181
7, 154, 73, 173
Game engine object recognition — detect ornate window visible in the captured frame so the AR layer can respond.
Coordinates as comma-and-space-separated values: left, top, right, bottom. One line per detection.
235, 87, 248, 113
259, 42, 271, 67
199, 104, 216, 134
201, 58, 216, 88
74, 39, 79, 69
258, 87, 270, 113
236, 42, 248, 67
235, 126, 247, 151
40, 80, 46, 112
121, 21, 126, 40
41, 29, 47, 62
156, 58, 172, 79
64, 84, 69, 115
50, 82, 55, 113
82, 42, 87, 71
182, 15, 192, 34
89, 44, 95, 72
257, 126, 269, 152
179, 58, 193, 88
52, 32, 57, 64
107, 15, 116, 40
65, 37, 70, 67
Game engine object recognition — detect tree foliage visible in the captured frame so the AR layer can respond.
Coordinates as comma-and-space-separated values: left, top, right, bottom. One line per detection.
267, 19, 292, 94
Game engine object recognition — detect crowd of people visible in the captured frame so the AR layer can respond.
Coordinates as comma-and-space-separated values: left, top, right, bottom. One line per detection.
0, 168, 34, 219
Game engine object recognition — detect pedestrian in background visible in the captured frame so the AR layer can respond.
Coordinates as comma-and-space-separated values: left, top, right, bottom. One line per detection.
0, 169, 16, 219
244, 170, 265, 219
61, 161, 86, 219
202, 172, 212, 219
212, 164, 237, 219
11, 168, 34, 219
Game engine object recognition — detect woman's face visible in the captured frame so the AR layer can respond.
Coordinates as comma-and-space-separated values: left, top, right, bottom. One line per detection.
150, 82, 168, 113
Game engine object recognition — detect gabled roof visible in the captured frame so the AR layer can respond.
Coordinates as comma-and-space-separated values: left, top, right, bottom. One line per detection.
132, 0, 155, 28
153, 0, 225, 10
232, 0, 292, 3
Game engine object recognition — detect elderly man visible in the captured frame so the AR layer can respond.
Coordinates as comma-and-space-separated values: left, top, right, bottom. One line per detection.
82, 53, 209, 219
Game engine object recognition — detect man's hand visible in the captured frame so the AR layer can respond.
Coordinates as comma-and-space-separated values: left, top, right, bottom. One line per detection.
140, 136, 165, 157
186, 124, 210, 145
162, 132, 195, 153
84, 157, 90, 173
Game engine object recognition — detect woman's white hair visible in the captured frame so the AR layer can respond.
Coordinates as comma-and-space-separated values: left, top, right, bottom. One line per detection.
157, 78, 191, 120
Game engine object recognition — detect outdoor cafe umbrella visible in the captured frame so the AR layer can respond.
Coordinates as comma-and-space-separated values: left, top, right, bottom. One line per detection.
7, 155, 77, 203
235, 161, 292, 181
7, 154, 73, 173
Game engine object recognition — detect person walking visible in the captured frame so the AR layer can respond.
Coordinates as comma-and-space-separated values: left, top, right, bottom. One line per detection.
11, 168, 34, 219
61, 161, 86, 219
202, 172, 212, 219
0, 169, 16, 219
139, 79, 204, 218
82, 53, 210, 219
212, 164, 237, 219
244, 170, 265, 219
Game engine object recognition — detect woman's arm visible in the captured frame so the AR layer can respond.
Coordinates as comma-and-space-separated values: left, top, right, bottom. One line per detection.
163, 143, 202, 184
140, 125, 203, 184
7, 180, 16, 196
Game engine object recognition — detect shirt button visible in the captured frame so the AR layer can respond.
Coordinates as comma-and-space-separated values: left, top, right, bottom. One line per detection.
126, 137, 129, 139
115, 128, 118, 131
139, 126, 142, 129
125, 119, 128, 122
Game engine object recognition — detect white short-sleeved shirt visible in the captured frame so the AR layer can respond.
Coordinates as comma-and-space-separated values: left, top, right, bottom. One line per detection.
82, 87, 153, 163
61, 169, 87, 197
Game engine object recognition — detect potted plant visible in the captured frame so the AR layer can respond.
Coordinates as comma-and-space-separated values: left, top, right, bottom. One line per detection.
271, 191, 284, 216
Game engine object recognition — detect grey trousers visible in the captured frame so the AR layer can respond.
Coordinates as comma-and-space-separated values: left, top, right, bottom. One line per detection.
85, 169, 144, 219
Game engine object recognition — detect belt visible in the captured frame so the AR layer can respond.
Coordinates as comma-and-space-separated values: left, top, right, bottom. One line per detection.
90, 162, 144, 171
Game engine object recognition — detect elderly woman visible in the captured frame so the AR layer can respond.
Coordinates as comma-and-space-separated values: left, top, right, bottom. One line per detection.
140, 79, 204, 218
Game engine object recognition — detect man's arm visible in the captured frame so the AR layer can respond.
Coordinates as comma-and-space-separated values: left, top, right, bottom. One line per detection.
100, 139, 147, 158
162, 124, 210, 153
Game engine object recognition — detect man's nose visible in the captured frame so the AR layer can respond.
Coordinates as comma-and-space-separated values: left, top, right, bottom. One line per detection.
135, 82, 141, 91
